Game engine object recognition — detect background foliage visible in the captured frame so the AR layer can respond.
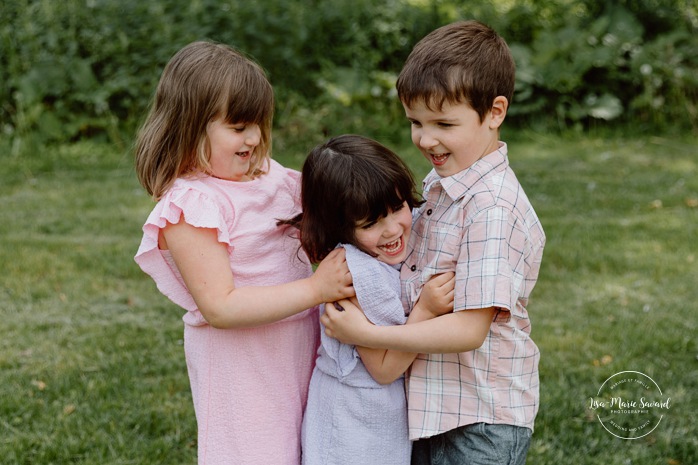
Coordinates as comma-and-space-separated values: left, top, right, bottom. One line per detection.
1, 0, 697, 152
1, 1, 697, 464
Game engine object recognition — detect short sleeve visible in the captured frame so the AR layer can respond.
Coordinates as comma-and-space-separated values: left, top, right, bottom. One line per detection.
455, 206, 527, 317
318, 244, 406, 380
134, 184, 233, 314
343, 244, 406, 326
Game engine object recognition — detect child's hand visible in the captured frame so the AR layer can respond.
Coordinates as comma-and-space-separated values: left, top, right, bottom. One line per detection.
320, 298, 370, 346
311, 248, 355, 303
415, 272, 455, 318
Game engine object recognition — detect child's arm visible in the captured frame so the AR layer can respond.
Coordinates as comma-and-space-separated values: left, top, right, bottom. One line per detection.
322, 298, 494, 354
163, 218, 354, 328
354, 272, 454, 384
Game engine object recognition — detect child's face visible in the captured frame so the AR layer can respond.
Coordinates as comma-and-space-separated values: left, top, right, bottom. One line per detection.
404, 99, 502, 178
354, 201, 412, 266
206, 118, 261, 181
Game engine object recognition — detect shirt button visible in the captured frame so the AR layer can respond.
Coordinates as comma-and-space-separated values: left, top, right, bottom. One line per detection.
410, 265, 417, 272
426, 209, 433, 215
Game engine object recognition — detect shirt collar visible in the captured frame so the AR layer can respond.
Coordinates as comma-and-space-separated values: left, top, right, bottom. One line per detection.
423, 142, 509, 202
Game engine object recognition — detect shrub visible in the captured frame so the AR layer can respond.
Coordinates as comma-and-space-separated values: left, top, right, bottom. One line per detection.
0, 0, 696, 151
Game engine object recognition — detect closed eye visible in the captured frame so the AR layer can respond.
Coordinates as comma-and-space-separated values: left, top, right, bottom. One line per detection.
226, 123, 247, 132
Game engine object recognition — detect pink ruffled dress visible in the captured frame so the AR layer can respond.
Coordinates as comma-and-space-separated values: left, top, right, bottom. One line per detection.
135, 159, 319, 465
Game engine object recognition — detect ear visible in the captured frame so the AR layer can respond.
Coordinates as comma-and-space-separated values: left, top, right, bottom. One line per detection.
488, 96, 508, 130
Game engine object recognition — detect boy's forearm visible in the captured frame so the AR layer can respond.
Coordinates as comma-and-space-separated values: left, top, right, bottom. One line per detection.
360, 307, 495, 354
408, 299, 446, 323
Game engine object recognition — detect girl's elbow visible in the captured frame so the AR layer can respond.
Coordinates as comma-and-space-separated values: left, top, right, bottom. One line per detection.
375, 373, 401, 385
202, 313, 225, 329
364, 365, 401, 385
201, 306, 258, 329
199, 306, 231, 329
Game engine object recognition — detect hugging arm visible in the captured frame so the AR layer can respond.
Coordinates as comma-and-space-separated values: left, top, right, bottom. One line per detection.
342, 272, 455, 384
324, 303, 494, 354
163, 217, 354, 328
322, 268, 493, 355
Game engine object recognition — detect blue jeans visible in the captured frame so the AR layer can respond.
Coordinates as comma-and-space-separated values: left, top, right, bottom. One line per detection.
411, 423, 532, 465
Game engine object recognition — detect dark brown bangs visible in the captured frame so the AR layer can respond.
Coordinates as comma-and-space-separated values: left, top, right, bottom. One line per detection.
292, 134, 422, 263
345, 183, 403, 226
342, 151, 419, 226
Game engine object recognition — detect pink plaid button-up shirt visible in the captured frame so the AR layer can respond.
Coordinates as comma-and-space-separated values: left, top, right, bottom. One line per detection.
401, 142, 545, 440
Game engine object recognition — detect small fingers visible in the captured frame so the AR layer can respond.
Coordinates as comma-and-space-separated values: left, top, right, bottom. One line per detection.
322, 307, 333, 322
442, 273, 456, 292
429, 271, 455, 286
333, 302, 345, 312
335, 298, 353, 308
328, 247, 347, 262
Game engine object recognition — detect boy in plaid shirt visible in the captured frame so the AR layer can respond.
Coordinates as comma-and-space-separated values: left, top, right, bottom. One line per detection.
322, 20, 545, 464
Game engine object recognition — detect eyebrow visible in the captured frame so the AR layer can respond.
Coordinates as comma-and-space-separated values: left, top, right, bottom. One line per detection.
406, 115, 458, 124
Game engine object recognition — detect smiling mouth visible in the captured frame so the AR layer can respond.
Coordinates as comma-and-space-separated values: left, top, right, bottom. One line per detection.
430, 153, 449, 165
378, 236, 404, 255
236, 151, 252, 158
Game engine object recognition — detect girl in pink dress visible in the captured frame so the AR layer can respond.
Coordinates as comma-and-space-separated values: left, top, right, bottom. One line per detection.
133, 41, 354, 465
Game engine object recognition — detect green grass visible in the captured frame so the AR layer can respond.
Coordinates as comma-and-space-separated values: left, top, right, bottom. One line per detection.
1, 131, 696, 464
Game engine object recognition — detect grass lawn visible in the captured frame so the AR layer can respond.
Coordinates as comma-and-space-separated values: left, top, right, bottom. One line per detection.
1, 131, 696, 464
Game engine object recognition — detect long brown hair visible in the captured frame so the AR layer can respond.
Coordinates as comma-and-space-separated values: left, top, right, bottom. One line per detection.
135, 41, 274, 199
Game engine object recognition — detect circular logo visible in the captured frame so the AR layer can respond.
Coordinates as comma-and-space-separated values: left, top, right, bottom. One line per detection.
588, 371, 671, 439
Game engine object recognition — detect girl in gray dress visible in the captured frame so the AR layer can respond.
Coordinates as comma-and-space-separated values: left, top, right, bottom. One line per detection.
284, 135, 454, 464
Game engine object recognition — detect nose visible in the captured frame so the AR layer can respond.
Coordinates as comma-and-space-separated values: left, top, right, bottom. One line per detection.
383, 214, 402, 237
416, 128, 438, 150
245, 124, 261, 146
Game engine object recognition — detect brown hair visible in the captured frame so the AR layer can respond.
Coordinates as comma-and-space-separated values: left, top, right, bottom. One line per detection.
135, 41, 274, 199
396, 20, 515, 122
285, 135, 423, 263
